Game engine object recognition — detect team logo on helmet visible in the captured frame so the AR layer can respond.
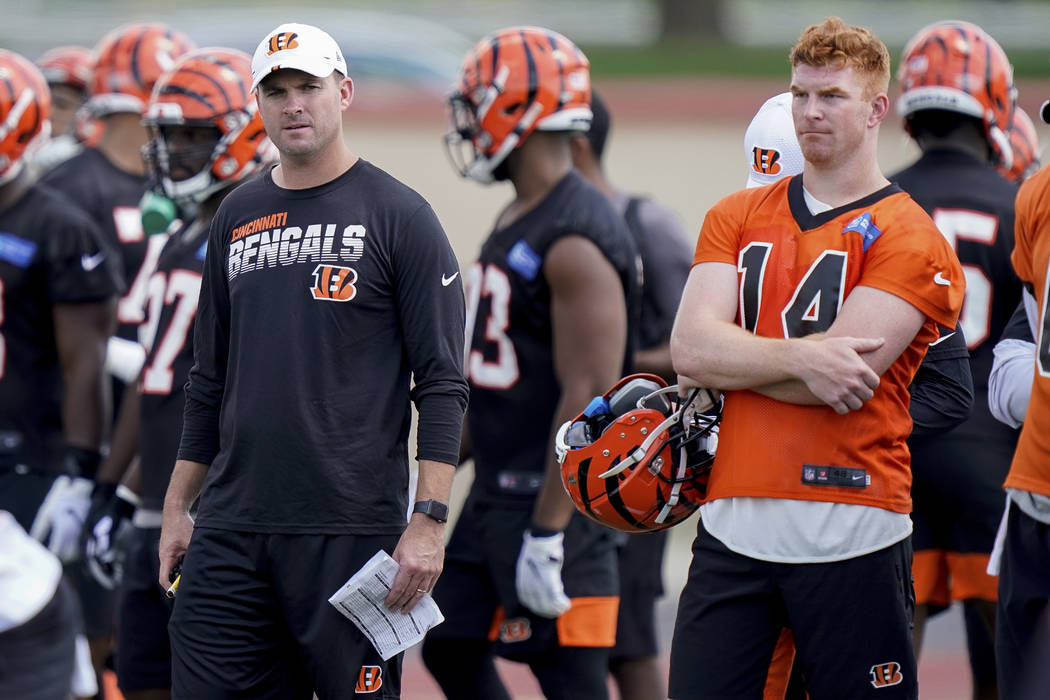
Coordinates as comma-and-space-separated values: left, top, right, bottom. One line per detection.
355, 665, 382, 693
752, 147, 782, 175
869, 662, 903, 688
267, 32, 300, 55
310, 265, 358, 302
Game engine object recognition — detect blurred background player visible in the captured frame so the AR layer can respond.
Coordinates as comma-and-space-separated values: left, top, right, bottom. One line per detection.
569, 89, 691, 700
43, 23, 195, 389
742, 89, 974, 700
423, 27, 639, 700
1000, 107, 1042, 184
31, 45, 95, 176
82, 47, 275, 700
0, 48, 123, 699
37, 20, 194, 693
988, 107, 1039, 429
994, 80, 1050, 700
891, 21, 1023, 699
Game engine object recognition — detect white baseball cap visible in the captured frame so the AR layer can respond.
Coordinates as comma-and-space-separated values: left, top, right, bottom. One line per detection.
251, 23, 348, 92
744, 92, 805, 188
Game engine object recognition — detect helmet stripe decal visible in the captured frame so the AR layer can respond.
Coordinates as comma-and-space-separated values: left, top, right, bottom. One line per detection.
604, 474, 649, 530
128, 28, 148, 92
546, 31, 566, 113
520, 29, 539, 114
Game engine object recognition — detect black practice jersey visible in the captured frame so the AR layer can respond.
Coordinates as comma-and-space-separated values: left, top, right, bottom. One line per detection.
178, 161, 467, 534
41, 147, 154, 340
0, 184, 123, 470
466, 170, 640, 504
892, 148, 1021, 443
137, 219, 207, 510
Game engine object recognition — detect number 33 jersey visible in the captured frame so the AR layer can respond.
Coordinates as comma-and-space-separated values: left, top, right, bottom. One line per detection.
465, 171, 640, 505
137, 220, 206, 511
693, 175, 963, 512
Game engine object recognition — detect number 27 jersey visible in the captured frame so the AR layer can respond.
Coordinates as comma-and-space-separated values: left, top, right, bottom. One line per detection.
693, 176, 963, 513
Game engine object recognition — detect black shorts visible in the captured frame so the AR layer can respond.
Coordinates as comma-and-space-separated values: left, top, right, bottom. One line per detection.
610, 529, 667, 662
910, 436, 1011, 607
169, 527, 403, 700
116, 525, 172, 692
0, 578, 78, 700
669, 518, 916, 700
428, 494, 619, 659
995, 501, 1050, 700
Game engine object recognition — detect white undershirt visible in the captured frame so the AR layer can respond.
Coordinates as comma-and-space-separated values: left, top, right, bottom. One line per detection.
699, 186, 911, 563
0, 510, 62, 632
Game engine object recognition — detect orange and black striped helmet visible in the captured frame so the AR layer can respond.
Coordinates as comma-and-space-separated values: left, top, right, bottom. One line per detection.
143, 48, 275, 206
36, 46, 94, 92
1000, 106, 1040, 183
0, 49, 51, 183
445, 26, 592, 183
897, 20, 1016, 169
557, 375, 721, 533
89, 22, 196, 116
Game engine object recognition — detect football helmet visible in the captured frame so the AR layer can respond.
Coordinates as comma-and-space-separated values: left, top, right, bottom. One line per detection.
897, 21, 1016, 169
0, 49, 51, 184
142, 48, 276, 208
88, 22, 196, 116
1001, 106, 1040, 183
36, 46, 93, 92
445, 26, 592, 183
557, 374, 721, 533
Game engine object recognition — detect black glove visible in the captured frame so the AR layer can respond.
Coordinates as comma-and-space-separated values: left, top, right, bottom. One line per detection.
83, 483, 139, 589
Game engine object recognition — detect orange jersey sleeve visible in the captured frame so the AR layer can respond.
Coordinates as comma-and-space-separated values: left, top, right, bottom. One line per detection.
1006, 165, 1050, 497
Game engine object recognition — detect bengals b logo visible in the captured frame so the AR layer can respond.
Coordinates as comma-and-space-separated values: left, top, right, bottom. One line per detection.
869, 662, 903, 688
499, 617, 532, 643
310, 265, 358, 302
267, 32, 299, 55
752, 146, 782, 175
355, 665, 383, 693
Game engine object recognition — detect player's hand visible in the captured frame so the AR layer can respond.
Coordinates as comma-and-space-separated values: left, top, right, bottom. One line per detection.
29, 475, 94, 562
158, 508, 194, 590
797, 336, 884, 414
515, 530, 571, 618
84, 484, 139, 589
385, 515, 444, 614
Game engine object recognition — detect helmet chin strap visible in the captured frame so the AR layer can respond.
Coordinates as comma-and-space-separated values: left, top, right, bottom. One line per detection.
655, 442, 689, 524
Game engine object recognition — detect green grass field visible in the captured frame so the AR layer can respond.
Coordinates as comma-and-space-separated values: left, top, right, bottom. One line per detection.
584, 40, 1050, 78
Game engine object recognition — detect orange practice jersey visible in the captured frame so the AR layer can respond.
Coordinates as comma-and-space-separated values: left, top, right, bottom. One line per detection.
693, 176, 963, 513
1008, 164, 1050, 497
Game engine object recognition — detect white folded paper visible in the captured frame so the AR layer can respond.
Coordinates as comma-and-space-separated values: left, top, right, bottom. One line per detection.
327, 550, 444, 660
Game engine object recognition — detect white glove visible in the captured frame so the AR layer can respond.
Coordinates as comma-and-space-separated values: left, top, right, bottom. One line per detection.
515, 530, 571, 618
29, 475, 94, 562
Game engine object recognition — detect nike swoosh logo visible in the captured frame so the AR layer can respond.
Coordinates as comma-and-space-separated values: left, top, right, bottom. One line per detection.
852, 474, 864, 480
928, 331, 956, 347
933, 271, 950, 286
80, 252, 106, 271
441, 271, 459, 287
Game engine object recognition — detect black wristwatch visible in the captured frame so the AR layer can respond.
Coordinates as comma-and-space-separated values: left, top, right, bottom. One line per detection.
412, 499, 449, 523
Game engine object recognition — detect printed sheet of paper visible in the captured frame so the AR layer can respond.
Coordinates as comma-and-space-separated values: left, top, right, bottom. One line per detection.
328, 550, 444, 660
